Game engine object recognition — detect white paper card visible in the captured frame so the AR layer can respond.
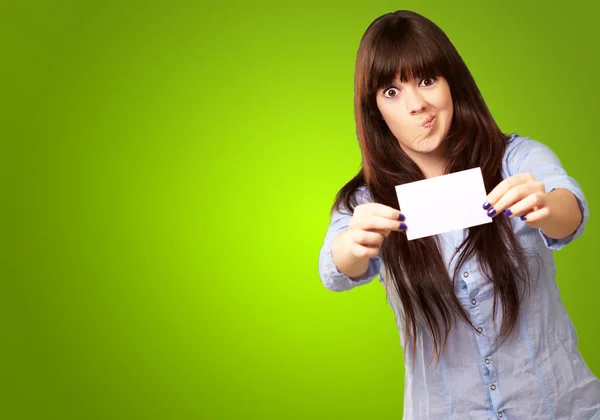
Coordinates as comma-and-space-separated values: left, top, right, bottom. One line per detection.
395, 167, 492, 240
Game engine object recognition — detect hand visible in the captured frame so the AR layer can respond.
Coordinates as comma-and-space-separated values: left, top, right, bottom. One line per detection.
342, 203, 406, 259
483, 173, 550, 227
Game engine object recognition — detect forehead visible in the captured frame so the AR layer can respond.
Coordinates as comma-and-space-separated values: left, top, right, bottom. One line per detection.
363, 24, 452, 98
390, 72, 424, 82
376, 70, 436, 91
372, 55, 440, 92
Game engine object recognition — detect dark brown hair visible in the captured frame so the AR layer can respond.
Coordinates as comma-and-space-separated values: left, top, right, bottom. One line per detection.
333, 10, 531, 361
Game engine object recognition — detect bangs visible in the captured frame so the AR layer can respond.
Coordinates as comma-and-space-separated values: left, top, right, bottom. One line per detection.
368, 25, 448, 94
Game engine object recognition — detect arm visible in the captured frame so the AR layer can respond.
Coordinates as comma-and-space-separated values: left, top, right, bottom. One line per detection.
536, 188, 582, 240
485, 136, 588, 250
332, 230, 372, 279
318, 201, 405, 291
318, 208, 382, 292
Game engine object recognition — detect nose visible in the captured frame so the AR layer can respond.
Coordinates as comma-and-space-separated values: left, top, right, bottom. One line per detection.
405, 88, 427, 114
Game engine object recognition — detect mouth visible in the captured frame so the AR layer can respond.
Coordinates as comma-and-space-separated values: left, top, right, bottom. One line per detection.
422, 116, 436, 128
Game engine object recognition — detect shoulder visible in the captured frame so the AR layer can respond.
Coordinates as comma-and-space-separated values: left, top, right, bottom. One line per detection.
504, 132, 554, 158
503, 133, 561, 176
333, 184, 375, 217
355, 184, 374, 204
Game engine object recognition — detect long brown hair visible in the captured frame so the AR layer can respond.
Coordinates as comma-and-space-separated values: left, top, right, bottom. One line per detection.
333, 10, 531, 361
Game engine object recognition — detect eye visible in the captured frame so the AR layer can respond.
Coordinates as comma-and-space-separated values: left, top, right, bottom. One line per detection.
383, 87, 400, 98
420, 77, 437, 87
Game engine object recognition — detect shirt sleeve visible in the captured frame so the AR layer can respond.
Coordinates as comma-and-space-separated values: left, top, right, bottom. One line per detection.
506, 136, 589, 250
318, 188, 382, 292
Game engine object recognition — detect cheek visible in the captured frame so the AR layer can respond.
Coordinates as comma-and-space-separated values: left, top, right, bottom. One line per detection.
379, 104, 402, 125
432, 94, 453, 121
445, 100, 454, 118
446, 93, 454, 110
387, 120, 415, 144
379, 107, 397, 127
442, 88, 453, 111
385, 115, 411, 133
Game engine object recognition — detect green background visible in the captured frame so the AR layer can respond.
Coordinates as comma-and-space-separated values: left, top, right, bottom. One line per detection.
1, 1, 598, 418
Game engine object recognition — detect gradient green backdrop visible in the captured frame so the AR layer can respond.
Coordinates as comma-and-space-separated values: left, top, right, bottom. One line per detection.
2, 1, 598, 419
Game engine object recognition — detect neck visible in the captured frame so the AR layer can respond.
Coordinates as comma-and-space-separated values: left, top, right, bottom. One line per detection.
401, 146, 448, 179
420, 163, 446, 179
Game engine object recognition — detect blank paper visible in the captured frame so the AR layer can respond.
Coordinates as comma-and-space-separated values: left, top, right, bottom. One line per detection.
395, 167, 492, 240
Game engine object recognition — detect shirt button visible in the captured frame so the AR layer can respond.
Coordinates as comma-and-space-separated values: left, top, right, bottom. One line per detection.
463, 272, 469, 278
477, 327, 483, 334
485, 358, 490, 364
498, 412, 503, 418
490, 384, 496, 390
471, 299, 477, 305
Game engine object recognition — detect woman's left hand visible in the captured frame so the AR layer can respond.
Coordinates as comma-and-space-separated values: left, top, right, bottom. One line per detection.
483, 173, 550, 227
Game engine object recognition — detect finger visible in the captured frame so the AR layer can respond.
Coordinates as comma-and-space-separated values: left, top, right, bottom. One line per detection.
372, 228, 392, 238
520, 207, 551, 227
361, 203, 405, 221
350, 230, 386, 247
484, 173, 534, 210
351, 243, 380, 259
504, 192, 546, 218
487, 184, 534, 217
353, 215, 407, 232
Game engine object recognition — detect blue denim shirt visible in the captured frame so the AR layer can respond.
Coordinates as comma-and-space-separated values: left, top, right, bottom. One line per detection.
318, 134, 600, 419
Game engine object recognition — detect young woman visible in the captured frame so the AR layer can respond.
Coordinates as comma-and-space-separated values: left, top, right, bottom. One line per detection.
318, 10, 600, 419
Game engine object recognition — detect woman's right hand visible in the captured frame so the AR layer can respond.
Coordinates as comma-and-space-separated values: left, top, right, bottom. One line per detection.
331, 203, 406, 278
344, 203, 407, 257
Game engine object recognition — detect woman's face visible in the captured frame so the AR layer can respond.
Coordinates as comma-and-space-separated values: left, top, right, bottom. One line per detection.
376, 74, 454, 161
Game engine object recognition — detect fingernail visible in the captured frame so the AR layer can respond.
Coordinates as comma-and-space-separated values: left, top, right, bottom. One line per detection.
483, 202, 491, 210
398, 213, 405, 221
399, 223, 407, 230
504, 209, 512, 216
520, 215, 527, 221
487, 209, 496, 217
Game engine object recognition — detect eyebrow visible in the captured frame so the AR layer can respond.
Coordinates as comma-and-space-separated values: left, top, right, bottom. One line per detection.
380, 81, 402, 91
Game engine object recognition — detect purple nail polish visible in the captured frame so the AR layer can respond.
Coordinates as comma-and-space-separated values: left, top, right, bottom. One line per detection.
398, 213, 405, 221
487, 209, 496, 217
399, 223, 407, 230
504, 209, 512, 216
483, 202, 491, 210
520, 215, 527, 221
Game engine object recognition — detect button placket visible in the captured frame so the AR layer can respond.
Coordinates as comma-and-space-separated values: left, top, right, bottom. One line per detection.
460, 269, 476, 294
488, 369, 503, 415
461, 263, 505, 418
486, 353, 503, 415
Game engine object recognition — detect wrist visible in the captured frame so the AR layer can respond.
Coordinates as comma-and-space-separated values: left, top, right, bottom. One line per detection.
332, 230, 370, 278
538, 189, 582, 239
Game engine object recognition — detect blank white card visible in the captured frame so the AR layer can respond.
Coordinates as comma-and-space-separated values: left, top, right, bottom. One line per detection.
395, 167, 492, 240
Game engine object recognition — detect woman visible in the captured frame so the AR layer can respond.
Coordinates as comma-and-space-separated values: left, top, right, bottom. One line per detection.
318, 10, 600, 419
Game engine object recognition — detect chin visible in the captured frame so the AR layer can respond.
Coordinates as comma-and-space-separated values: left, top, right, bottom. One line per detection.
415, 136, 445, 154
